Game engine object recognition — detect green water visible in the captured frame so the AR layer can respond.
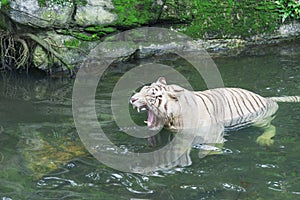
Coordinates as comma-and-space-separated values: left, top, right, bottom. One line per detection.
0, 42, 300, 200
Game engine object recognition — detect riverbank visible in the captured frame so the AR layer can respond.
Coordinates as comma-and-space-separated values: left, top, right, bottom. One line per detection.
0, 0, 300, 75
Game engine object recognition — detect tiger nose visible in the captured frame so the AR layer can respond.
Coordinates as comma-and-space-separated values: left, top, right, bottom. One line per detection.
130, 97, 137, 104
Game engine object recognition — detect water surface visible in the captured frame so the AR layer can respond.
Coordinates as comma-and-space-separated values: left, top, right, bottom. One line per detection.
0, 42, 300, 199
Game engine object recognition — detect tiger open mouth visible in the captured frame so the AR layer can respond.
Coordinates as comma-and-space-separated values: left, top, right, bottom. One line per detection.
132, 105, 158, 129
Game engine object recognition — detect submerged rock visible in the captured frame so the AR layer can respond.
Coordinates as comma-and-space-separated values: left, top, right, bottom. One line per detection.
18, 124, 87, 178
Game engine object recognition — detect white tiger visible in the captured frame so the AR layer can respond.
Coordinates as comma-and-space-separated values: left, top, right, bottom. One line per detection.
130, 77, 300, 147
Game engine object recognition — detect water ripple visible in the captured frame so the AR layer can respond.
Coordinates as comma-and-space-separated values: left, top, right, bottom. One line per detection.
267, 177, 300, 195
37, 177, 78, 189
255, 163, 279, 169
222, 183, 246, 192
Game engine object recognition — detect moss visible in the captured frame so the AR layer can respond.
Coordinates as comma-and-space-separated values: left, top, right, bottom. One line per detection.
37, 0, 46, 6
64, 38, 80, 48
73, 32, 99, 41
159, 0, 194, 23
112, 0, 162, 28
181, 0, 281, 39
61, 30, 99, 41
1, 0, 10, 7
84, 26, 117, 37
110, 0, 281, 39
63, 37, 90, 51
85, 26, 116, 33
60, 26, 117, 41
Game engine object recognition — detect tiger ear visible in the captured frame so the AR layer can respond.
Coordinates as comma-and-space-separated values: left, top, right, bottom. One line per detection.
156, 77, 167, 85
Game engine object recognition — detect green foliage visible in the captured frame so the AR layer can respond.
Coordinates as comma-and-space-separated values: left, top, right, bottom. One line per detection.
275, 0, 300, 22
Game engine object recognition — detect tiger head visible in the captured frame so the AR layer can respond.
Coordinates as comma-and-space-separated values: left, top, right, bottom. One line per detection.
130, 77, 184, 130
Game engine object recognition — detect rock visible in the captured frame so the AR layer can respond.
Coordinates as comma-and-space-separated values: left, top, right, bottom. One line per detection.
75, 0, 118, 26
9, 0, 118, 28
10, 0, 74, 28
196, 39, 246, 57
279, 21, 300, 37
88, 28, 211, 63
33, 45, 50, 71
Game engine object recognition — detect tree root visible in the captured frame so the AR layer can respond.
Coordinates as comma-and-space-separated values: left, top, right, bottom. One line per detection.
0, 31, 74, 76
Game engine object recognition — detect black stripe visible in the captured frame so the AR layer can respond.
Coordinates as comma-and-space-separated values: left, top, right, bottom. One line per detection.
226, 89, 243, 118
199, 92, 217, 115
164, 102, 168, 112
247, 91, 263, 108
194, 93, 213, 118
184, 95, 191, 106
215, 89, 234, 120
231, 88, 252, 114
203, 90, 223, 117
157, 98, 162, 108
224, 89, 245, 126
237, 89, 257, 112
255, 93, 267, 108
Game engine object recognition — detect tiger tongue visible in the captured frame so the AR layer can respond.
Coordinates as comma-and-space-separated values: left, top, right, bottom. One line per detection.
147, 110, 156, 128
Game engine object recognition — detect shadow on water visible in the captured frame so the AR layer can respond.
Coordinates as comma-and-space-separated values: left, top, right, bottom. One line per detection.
0, 41, 300, 199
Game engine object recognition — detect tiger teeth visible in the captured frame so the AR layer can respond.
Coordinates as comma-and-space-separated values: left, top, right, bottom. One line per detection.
133, 106, 146, 113
144, 121, 148, 124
